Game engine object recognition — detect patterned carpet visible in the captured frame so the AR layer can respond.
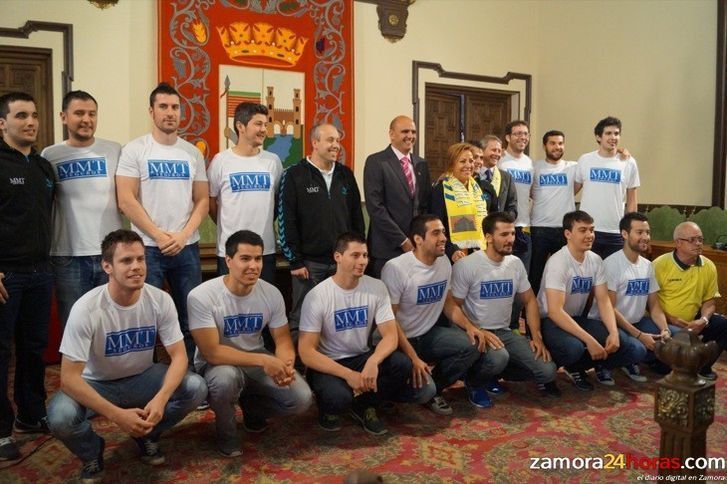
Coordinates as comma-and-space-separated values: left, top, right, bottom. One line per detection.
2, 356, 726, 483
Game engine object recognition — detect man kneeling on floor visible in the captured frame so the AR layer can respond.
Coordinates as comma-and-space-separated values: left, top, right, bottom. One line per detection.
299, 232, 434, 435
450, 212, 560, 406
47, 230, 207, 483
188, 230, 312, 457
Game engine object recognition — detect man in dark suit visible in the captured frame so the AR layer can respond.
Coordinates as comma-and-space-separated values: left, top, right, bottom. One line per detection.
472, 136, 517, 219
364, 115, 431, 278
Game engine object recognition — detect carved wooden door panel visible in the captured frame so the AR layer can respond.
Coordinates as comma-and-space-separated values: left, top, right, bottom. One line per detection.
424, 89, 461, 181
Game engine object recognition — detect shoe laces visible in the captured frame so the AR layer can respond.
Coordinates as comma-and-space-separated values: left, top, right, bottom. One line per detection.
141, 439, 159, 456
0, 436, 16, 446
82, 458, 102, 474
433, 395, 447, 406
363, 408, 379, 422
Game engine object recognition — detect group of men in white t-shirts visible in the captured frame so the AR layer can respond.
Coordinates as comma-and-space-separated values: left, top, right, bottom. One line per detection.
4, 82, 723, 482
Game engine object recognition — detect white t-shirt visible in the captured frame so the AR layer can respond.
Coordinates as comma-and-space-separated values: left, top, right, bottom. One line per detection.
42, 139, 123, 256
530, 159, 577, 228
60, 284, 183, 381
537, 246, 607, 317
451, 251, 530, 330
575, 151, 640, 233
588, 250, 659, 324
380, 252, 451, 338
498, 151, 533, 227
207, 149, 283, 256
117, 134, 207, 247
309, 157, 335, 192
299, 276, 395, 360
187, 276, 287, 369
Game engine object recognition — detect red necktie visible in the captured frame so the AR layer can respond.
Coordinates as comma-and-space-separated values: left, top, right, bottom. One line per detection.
400, 156, 415, 196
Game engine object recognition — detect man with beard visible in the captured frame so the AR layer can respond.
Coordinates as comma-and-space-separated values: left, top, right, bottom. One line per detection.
538, 210, 645, 391
116, 82, 209, 363
207, 102, 283, 283
653, 221, 727, 380
471, 136, 517, 219
381, 214, 483, 415
451, 212, 559, 406
529, 130, 577, 294
587, 212, 677, 384
279, 124, 365, 334
42, 90, 123, 328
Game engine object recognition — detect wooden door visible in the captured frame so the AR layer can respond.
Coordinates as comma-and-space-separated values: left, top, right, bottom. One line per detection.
0, 46, 54, 150
424, 90, 461, 181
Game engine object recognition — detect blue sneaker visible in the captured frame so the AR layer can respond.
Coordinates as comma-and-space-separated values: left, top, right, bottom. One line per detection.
485, 379, 507, 395
466, 386, 493, 408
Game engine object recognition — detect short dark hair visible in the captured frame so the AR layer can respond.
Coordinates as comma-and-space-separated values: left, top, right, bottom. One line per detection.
234, 102, 268, 136
101, 229, 143, 263
562, 210, 594, 232
504, 120, 529, 136
467, 139, 484, 149
334, 231, 366, 255
225, 230, 264, 258
483, 211, 515, 236
149, 82, 179, 107
409, 214, 442, 247
62, 90, 98, 112
542, 130, 565, 145
619, 212, 649, 233
0, 92, 35, 119
594, 116, 622, 137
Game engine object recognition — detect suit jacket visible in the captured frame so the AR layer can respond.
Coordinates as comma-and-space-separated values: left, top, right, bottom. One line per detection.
477, 168, 518, 220
364, 145, 431, 260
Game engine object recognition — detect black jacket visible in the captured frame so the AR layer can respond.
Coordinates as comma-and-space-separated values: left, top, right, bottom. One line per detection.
278, 158, 365, 269
476, 169, 518, 220
0, 138, 55, 270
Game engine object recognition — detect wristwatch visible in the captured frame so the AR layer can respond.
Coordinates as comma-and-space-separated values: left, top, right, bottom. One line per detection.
701, 316, 710, 326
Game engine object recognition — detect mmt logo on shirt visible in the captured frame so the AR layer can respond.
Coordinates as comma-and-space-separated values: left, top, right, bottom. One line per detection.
416, 281, 447, 305
508, 169, 532, 184
334, 305, 368, 332
625, 278, 650, 296
57, 157, 107, 181
223, 313, 264, 337
571, 276, 593, 294
589, 168, 621, 184
230, 172, 271, 192
480, 280, 514, 299
104, 325, 157, 357
148, 160, 190, 179
539, 173, 567, 186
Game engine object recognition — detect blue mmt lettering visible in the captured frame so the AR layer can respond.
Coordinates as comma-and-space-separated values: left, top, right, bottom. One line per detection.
57, 157, 107, 181
334, 305, 369, 332
508, 169, 532, 184
104, 326, 157, 356
589, 168, 621, 184
229, 172, 272, 192
223, 313, 265, 337
480, 280, 514, 299
570, 276, 593, 294
416, 280, 447, 305
147, 160, 190, 179
539, 173, 567, 186
625, 278, 650, 296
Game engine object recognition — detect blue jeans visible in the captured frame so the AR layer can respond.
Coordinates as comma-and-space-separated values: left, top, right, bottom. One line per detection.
408, 325, 479, 394
0, 268, 53, 436
217, 254, 277, 285
632, 317, 681, 364
145, 243, 202, 363
541, 317, 646, 372
289, 260, 336, 329
491, 328, 558, 384
529, 227, 565, 295
700, 313, 727, 372
47, 363, 207, 462
591, 231, 623, 260
50, 255, 107, 328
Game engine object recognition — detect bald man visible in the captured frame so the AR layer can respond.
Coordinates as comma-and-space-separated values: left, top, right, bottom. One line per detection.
652, 221, 727, 380
364, 116, 432, 277
279, 124, 365, 331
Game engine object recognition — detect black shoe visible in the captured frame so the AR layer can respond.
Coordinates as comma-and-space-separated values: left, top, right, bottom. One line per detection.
79, 438, 105, 483
0, 436, 20, 461
132, 437, 165, 465
698, 369, 718, 381
648, 360, 672, 375
196, 400, 210, 411
318, 413, 342, 432
565, 370, 594, 391
349, 406, 387, 436
13, 416, 50, 434
537, 381, 562, 397
242, 413, 268, 433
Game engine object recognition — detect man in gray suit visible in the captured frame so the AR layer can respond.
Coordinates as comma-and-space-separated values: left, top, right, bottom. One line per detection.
364, 115, 431, 278
472, 136, 517, 220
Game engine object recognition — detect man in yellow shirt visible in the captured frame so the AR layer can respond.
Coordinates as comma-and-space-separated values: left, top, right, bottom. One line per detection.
652, 221, 727, 380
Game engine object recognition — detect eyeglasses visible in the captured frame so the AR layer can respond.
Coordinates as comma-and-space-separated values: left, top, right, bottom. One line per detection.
510, 132, 530, 138
678, 236, 704, 244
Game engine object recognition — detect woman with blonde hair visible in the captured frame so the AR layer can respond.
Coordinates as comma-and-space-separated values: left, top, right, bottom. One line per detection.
430, 142, 488, 263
